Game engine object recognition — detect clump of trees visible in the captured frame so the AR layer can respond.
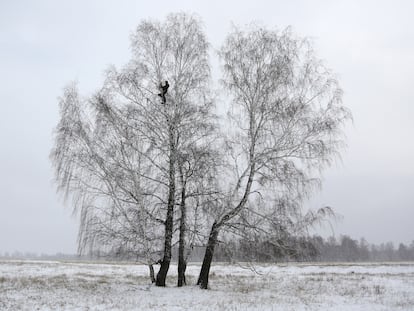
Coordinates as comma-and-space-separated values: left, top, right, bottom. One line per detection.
312, 236, 414, 262
213, 235, 414, 263
3, 237, 413, 262
50, 13, 351, 289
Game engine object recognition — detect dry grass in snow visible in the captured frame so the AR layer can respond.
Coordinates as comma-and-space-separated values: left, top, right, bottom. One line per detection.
0, 260, 413, 310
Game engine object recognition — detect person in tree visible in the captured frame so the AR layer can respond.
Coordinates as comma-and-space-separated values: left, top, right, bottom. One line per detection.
158, 81, 169, 104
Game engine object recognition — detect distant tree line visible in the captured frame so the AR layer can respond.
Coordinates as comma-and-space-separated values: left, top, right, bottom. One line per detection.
212, 235, 414, 262
0, 252, 78, 260
1, 235, 413, 263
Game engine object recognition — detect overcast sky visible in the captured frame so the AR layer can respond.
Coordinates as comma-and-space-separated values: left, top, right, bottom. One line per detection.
1, 0, 413, 254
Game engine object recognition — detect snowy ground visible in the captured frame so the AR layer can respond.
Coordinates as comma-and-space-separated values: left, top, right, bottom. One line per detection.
1, 260, 413, 310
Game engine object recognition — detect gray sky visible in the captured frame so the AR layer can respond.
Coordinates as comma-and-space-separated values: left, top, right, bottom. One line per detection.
1, 0, 413, 254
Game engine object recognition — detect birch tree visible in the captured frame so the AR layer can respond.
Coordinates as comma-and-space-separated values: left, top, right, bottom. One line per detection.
51, 13, 214, 286
129, 13, 214, 286
197, 26, 351, 289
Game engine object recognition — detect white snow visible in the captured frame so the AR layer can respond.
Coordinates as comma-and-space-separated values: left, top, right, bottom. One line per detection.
1, 260, 413, 310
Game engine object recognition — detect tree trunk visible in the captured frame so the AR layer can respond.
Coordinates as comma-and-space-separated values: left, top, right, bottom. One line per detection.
197, 222, 220, 289
148, 264, 155, 283
197, 162, 256, 289
155, 121, 176, 287
155, 180, 174, 286
177, 260, 187, 287
177, 179, 187, 287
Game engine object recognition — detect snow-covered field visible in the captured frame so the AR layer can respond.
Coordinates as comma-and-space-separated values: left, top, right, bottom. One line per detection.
1, 260, 413, 310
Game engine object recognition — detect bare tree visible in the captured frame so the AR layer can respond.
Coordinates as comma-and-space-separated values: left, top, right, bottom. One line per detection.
51, 13, 214, 286
129, 13, 213, 286
52, 16, 351, 290
197, 26, 351, 289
